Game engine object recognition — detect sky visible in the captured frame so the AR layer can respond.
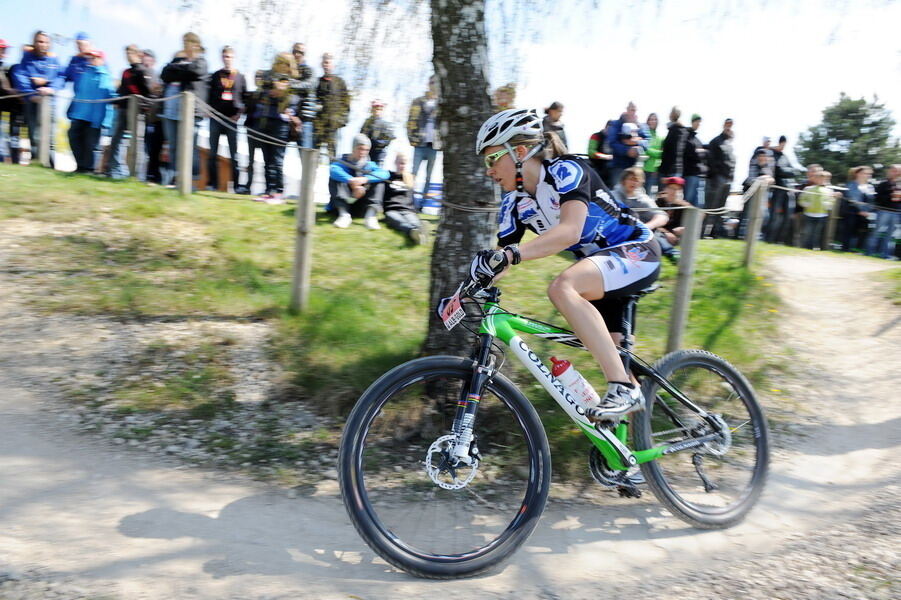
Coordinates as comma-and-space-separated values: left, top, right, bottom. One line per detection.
3, 0, 900, 185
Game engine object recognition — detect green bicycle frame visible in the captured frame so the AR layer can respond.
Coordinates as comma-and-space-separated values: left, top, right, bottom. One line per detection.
478, 301, 668, 471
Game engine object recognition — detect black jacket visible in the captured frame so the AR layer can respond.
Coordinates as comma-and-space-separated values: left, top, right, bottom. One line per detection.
684, 129, 707, 177
207, 68, 246, 118
772, 149, 796, 187
161, 55, 208, 117
707, 132, 735, 179
659, 122, 689, 177
114, 63, 156, 110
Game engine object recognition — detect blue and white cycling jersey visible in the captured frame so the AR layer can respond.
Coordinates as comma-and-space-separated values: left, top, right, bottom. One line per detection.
496, 156, 652, 256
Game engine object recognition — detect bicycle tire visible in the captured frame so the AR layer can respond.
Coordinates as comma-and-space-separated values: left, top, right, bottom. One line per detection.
339, 355, 551, 579
633, 349, 769, 529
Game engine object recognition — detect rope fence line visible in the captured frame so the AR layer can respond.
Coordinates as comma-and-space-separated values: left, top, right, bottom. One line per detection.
194, 96, 294, 148
0, 91, 35, 100
11, 92, 898, 215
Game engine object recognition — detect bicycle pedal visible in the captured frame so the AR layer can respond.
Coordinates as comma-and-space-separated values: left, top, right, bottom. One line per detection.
593, 418, 619, 430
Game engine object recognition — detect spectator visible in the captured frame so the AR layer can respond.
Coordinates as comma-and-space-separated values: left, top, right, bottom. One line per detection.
140, 49, 164, 184
329, 133, 390, 229
290, 42, 316, 149
160, 32, 208, 186
798, 169, 835, 250
383, 153, 427, 244
541, 101, 567, 150
764, 134, 798, 244
239, 69, 266, 195
704, 117, 736, 238
253, 64, 298, 203
492, 83, 516, 111
587, 120, 614, 184
0, 38, 26, 164
206, 45, 246, 192
314, 52, 350, 159
13, 31, 63, 167
739, 149, 774, 238
749, 136, 772, 170
682, 114, 707, 207
641, 112, 663, 195
105, 45, 155, 178
840, 165, 873, 251
659, 106, 689, 179
63, 32, 92, 86
867, 164, 900, 259
66, 50, 115, 173
407, 75, 441, 198
360, 99, 395, 165
607, 101, 641, 185
657, 176, 692, 253
612, 167, 678, 263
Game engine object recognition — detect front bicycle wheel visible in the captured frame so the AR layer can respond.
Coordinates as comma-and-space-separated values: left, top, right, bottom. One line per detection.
633, 349, 769, 529
339, 355, 551, 579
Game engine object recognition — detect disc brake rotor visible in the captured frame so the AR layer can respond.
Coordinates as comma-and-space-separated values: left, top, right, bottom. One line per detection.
424, 434, 479, 490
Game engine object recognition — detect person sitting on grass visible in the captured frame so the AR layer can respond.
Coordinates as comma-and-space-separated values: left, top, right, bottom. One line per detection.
328, 133, 390, 229
612, 167, 678, 264
383, 153, 428, 245
656, 176, 692, 252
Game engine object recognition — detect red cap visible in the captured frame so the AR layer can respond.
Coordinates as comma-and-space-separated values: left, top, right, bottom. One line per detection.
371, 99, 385, 108
662, 176, 685, 187
550, 357, 571, 377
0, 39, 10, 48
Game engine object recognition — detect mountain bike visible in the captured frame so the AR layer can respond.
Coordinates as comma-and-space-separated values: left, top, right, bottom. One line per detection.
338, 280, 769, 579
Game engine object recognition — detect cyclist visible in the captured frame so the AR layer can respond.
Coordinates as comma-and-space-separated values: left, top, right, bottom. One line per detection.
470, 108, 661, 421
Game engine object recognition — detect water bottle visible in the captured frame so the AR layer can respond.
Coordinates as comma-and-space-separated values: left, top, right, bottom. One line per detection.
551, 356, 601, 410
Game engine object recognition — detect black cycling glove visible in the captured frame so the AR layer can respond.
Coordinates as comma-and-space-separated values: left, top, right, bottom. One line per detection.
469, 249, 509, 286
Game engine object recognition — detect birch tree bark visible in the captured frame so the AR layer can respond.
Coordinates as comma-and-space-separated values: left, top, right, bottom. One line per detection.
423, 0, 497, 357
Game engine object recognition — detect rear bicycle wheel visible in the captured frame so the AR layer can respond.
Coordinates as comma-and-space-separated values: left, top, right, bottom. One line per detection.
633, 349, 769, 528
339, 355, 551, 579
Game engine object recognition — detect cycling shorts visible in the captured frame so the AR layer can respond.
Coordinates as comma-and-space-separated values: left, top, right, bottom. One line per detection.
584, 238, 661, 334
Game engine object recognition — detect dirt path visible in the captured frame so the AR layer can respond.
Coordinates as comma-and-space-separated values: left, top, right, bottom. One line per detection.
1, 245, 898, 599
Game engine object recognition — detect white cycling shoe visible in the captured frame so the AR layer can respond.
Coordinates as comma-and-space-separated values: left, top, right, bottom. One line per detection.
586, 382, 644, 422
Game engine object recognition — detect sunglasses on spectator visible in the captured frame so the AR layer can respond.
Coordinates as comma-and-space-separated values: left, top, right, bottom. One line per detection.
484, 148, 509, 169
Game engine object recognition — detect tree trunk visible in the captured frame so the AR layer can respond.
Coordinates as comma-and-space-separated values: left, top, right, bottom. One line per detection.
423, 0, 497, 357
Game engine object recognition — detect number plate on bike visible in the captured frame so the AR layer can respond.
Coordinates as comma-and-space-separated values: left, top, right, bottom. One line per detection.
440, 287, 466, 331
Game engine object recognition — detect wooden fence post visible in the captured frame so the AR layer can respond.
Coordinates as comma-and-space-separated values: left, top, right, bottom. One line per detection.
824, 191, 842, 250
743, 178, 768, 267
126, 95, 139, 177
289, 148, 320, 313
666, 207, 703, 353
177, 91, 195, 196
39, 96, 52, 167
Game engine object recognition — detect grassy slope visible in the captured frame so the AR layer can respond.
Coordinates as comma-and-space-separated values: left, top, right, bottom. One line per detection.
0, 164, 787, 477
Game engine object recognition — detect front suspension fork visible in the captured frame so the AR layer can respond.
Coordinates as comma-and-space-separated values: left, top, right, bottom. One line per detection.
450, 333, 495, 463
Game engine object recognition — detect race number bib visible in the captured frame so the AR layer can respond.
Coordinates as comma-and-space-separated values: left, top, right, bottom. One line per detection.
438, 284, 465, 331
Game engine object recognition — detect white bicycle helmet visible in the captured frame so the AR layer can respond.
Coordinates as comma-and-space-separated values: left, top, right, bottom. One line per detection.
475, 108, 543, 154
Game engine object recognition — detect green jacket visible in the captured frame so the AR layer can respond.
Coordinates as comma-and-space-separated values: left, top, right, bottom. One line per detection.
643, 128, 663, 174
799, 185, 834, 215
406, 95, 441, 150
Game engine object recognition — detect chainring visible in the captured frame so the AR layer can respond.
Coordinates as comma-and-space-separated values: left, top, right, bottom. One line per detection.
588, 446, 644, 488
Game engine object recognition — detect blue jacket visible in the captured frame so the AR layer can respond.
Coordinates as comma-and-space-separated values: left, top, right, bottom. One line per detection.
67, 65, 116, 129
330, 155, 390, 183
12, 52, 63, 94
607, 116, 648, 169
64, 55, 90, 83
